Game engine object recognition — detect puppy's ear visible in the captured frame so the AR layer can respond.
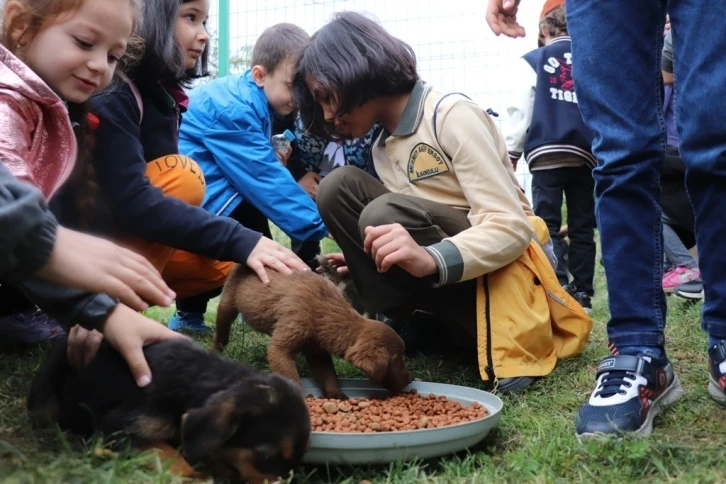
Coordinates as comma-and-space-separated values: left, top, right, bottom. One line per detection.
181, 382, 278, 461
345, 343, 389, 384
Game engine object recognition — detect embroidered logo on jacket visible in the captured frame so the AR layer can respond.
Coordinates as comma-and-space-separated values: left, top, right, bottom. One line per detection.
407, 143, 449, 182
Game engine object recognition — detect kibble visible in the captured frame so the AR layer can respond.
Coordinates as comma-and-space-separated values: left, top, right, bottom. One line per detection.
306, 389, 489, 433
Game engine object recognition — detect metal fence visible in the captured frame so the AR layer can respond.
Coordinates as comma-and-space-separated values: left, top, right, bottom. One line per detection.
209, 0, 548, 197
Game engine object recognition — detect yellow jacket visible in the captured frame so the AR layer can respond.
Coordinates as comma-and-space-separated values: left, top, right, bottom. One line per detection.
372, 81, 591, 381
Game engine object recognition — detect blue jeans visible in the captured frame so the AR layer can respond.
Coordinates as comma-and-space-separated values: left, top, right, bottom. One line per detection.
567, 0, 726, 346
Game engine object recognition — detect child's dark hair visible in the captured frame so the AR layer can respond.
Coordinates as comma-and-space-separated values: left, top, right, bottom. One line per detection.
252, 23, 309, 73
540, 5, 567, 39
134, 0, 209, 86
293, 11, 419, 138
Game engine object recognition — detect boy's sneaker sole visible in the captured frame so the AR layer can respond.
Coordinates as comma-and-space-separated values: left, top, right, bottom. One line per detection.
673, 289, 704, 300
577, 375, 684, 440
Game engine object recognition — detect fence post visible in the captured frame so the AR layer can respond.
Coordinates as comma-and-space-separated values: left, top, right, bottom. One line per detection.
218, 0, 230, 76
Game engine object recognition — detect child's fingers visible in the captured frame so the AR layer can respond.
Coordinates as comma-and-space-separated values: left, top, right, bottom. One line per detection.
119, 343, 153, 388
67, 325, 86, 369
363, 225, 394, 253
118, 253, 175, 304
104, 276, 148, 312
369, 231, 398, 263
373, 240, 401, 272
249, 260, 270, 284
324, 252, 345, 264
83, 330, 104, 366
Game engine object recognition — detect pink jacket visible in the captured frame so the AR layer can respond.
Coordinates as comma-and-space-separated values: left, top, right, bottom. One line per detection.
0, 44, 76, 199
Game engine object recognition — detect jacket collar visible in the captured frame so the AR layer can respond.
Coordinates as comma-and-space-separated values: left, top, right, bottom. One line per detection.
377, 79, 431, 146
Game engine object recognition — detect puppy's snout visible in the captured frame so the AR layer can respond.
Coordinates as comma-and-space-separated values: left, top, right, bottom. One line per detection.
385, 359, 413, 393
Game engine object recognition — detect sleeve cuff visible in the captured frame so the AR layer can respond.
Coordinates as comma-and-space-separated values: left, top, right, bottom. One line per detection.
424, 240, 464, 287
74, 293, 119, 332
15, 213, 58, 278
508, 151, 523, 160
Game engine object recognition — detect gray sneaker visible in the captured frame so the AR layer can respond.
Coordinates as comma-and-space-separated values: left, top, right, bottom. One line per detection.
673, 279, 704, 300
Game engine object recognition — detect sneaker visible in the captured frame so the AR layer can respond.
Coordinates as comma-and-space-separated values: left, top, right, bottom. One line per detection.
497, 376, 537, 393
0, 310, 64, 344
563, 285, 592, 314
708, 341, 726, 406
673, 279, 704, 300
662, 267, 700, 293
575, 354, 684, 438
573, 292, 592, 314
167, 311, 211, 334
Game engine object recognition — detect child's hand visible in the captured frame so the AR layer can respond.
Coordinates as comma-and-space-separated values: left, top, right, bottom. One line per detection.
363, 224, 438, 278
67, 305, 187, 387
277, 146, 293, 166
246, 236, 310, 284
298, 172, 323, 198
36, 227, 175, 311
321, 252, 349, 275
486, 0, 525, 38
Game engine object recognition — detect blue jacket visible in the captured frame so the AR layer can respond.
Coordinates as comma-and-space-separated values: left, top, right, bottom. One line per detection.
179, 71, 327, 243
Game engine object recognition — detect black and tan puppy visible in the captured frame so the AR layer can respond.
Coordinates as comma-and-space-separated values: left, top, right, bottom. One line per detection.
212, 265, 413, 400
28, 335, 310, 483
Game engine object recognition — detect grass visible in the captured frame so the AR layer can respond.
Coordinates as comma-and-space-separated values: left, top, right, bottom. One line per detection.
1, 228, 725, 483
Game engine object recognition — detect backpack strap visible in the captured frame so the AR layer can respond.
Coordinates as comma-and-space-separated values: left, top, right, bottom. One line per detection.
432, 92, 472, 147
117, 71, 144, 123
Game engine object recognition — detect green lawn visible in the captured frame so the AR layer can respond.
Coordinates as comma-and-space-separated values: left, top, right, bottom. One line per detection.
1, 231, 724, 483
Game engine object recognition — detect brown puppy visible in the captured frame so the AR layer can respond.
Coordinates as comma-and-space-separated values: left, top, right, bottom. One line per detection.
213, 265, 413, 399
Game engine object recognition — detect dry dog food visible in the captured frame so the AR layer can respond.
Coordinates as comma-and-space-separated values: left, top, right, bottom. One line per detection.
306, 389, 488, 433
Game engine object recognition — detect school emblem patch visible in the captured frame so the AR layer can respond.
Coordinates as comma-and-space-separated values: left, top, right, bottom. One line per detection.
407, 143, 449, 182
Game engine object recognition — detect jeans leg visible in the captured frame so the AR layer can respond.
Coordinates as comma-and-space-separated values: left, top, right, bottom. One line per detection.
531, 169, 568, 286
668, 1, 726, 341
662, 222, 697, 269
565, 166, 596, 295
568, 0, 668, 348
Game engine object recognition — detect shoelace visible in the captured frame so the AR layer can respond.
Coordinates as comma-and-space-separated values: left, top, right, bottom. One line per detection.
596, 370, 636, 398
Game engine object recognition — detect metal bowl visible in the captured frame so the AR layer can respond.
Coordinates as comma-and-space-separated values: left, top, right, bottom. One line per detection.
301, 379, 503, 465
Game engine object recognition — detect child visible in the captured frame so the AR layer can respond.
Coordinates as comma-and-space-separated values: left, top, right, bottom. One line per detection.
75, 1, 306, 334
294, 120, 381, 187
294, 12, 591, 392
0, 0, 143, 342
176, 23, 327, 326
503, 5, 596, 313
0, 0, 183, 386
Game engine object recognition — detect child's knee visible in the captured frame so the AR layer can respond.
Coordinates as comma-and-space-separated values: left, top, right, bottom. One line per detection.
145, 155, 206, 207
358, 193, 408, 234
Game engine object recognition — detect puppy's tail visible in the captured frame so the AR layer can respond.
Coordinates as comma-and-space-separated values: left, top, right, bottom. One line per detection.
27, 334, 71, 427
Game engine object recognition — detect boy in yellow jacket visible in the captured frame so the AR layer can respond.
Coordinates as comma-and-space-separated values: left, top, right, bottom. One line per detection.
293, 12, 591, 392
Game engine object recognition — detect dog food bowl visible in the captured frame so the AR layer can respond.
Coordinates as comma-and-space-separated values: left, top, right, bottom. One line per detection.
301, 378, 503, 465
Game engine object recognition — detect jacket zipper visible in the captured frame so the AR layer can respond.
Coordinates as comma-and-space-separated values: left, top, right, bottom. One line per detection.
482, 275, 496, 383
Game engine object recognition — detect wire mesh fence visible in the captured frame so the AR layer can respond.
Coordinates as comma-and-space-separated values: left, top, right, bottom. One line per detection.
208, 0, 549, 197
